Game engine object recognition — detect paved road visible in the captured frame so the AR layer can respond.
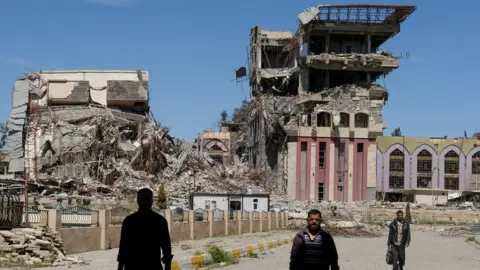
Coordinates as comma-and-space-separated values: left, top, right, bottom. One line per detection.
224, 231, 480, 270
38, 231, 293, 270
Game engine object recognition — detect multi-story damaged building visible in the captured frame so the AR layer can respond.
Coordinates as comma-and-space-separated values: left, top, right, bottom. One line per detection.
6, 70, 159, 191
245, 4, 416, 201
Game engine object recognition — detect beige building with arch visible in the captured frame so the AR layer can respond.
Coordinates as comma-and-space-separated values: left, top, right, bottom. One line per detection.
376, 136, 480, 204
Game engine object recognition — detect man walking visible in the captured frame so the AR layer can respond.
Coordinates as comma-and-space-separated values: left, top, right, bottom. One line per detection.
387, 209, 411, 270
289, 209, 340, 270
117, 188, 173, 270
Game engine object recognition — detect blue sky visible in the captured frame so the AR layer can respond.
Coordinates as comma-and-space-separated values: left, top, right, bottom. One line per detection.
0, 0, 478, 140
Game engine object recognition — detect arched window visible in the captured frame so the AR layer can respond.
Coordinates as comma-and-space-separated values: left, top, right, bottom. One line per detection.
444, 150, 459, 190
416, 150, 432, 188
317, 112, 331, 127
354, 113, 369, 128
389, 149, 404, 189
472, 152, 480, 175
339, 112, 350, 128
210, 145, 223, 152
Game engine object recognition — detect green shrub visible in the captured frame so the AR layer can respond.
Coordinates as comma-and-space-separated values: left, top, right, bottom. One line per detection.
157, 184, 168, 210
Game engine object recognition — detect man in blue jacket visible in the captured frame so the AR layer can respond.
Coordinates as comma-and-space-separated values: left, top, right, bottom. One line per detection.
387, 210, 411, 270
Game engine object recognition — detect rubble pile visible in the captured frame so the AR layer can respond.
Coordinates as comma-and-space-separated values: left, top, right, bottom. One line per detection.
24, 104, 272, 202
308, 51, 397, 64
0, 228, 83, 267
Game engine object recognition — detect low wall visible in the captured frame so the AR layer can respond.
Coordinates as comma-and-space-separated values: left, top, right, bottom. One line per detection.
108, 225, 122, 249
171, 222, 190, 242
351, 207, 480, 224
50, 210, 287, 254
62, 227, 101, 254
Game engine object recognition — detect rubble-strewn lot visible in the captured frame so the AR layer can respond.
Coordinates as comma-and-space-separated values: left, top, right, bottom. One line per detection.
223, 231, 480, 270
0, 228, 83, 268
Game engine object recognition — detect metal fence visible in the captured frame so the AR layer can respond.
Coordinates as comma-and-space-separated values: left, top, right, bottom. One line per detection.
0, 192, 49, 229
172, 209, 189, 223
194, 208, 208, 222
262, 211, 268, 220
229, 210, 238, 220
252, 211, 260, 220
110, 206, 134, 225
241, 210, 249, 220
152, 208, 166, 217
61, 206, 99, 227
213, 208, 224, 221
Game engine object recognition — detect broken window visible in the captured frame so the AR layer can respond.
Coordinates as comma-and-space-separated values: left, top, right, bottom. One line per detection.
253, 199, 258, 210
319, 142, 326, 168
337, 142, 346, 183
339, 113, 350, 128
317, 112, 331, 127
307, 114, 312, 126
444, 150, 459, 190
472, 152, 480, 175
210, 155, 224, 164
309, 35, 326, 55
389, 149, 404, 189
416, 150, 433, 188
354, 113, 369, 128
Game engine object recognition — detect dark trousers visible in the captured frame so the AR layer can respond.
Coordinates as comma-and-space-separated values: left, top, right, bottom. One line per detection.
391, 245, 406, 269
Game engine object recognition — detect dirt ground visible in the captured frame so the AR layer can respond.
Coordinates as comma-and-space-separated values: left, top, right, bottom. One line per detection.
224, 230, 480, 270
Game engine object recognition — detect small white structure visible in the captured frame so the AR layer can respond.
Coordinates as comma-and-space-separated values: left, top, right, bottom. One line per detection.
189, 192, 270, 212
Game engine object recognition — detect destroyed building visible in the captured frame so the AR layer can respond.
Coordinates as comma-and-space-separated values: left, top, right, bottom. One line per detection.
241, 4, 416, 202
6, 70, 271, 201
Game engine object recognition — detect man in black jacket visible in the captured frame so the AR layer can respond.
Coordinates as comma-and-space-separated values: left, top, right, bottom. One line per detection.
387, 210, 411, 270
117, 188, 173, 270
289, 209, 340, 270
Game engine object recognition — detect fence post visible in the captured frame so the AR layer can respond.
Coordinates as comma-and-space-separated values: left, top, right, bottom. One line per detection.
259, 212, 263, 232
47, 209, 62, 235
275, 212, 279, 229
223, 210, 229, 236
208, 210, 213, 237
99, 210, 110, 250
236, 210, 242, 234
189, 210, 194, 240
248, 211, 253, 233
165, 210, 172, 234
267, 212, 271, 231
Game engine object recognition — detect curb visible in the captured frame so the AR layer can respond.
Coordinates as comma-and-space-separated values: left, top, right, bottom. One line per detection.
169, 236, 294, 269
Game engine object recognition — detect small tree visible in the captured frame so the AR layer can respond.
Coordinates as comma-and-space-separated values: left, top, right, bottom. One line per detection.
220, 110, 228, 122
405, 202, 412, 223
157, 184, 168, 210
391, 127, 402, 136
391, 127, 402, 137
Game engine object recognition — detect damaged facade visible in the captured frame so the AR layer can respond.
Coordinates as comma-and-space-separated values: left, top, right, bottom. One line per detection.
197, 127, 231, 166
6, 70, 271, 201
243, 4, 416, 201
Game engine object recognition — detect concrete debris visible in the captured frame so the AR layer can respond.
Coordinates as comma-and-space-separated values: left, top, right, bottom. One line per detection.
306, 51, 398, 68
0, 228, 84, 267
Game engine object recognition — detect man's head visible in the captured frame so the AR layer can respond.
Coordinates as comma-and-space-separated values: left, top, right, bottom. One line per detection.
396, 210, 404, 221
137, 188, 153, 210
306, 209, 322, 232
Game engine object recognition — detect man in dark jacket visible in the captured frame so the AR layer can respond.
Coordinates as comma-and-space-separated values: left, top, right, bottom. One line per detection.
117, 188, 173, 270
289, 209, 340, 270
387, 210, 411, 270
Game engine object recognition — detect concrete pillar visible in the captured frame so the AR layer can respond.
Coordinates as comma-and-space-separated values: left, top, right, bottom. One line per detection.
325, 33, 330, 53
248, 211, 253, 233
47, 209, 62, 235
223, 210, 229, 236
366, 34, 371, 53
189, 210, 194, 240
259, 212, 263, 232
208, 210, 213, 237
275, 212, 279, 229
99, 210, 110, 250
236, 210, 242, 234
267, 212, 272, 231
164, 210, 172, 234
299, 67, 310, 94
